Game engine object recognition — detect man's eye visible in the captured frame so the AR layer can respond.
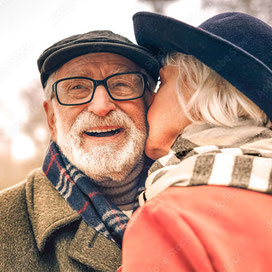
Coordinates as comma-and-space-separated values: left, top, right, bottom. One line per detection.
71, 85, 85, 89
111, 81, 130, 88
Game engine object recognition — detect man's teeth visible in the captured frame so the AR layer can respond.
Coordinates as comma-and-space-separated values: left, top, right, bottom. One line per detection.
86, 128, 119, 133
84, 128, 122, 137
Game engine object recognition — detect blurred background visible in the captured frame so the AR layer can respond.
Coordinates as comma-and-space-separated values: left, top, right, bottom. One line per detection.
1, 0, 271, 190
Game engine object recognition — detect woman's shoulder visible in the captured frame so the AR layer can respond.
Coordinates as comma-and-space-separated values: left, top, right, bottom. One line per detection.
143, 185, 272, 214
125, 186, 272, 271
137, 185, 272, 238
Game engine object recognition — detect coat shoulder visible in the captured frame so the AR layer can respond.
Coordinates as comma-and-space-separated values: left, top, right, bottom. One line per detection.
0, 177, 28, 225
0, 168, 43, 220
0, 168, 48, 271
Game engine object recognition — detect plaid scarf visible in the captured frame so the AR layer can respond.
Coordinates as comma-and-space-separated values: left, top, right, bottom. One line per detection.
43, 141, 147, 247
139, 124, 272, 205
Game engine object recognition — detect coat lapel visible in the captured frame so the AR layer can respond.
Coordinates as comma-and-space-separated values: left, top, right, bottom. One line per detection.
26, 168, 121, 270
26, 168, 80, 251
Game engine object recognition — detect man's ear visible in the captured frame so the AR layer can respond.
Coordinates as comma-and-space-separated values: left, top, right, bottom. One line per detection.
43, 101, 57, 141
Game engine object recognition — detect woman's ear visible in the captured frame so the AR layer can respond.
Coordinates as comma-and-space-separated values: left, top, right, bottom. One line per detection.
43, 101, 57, 141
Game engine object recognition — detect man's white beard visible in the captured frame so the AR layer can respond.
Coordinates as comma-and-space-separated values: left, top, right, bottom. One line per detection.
55, 108, 147, 182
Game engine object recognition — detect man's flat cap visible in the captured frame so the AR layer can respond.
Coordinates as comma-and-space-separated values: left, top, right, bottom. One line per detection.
37, 30, 159, 87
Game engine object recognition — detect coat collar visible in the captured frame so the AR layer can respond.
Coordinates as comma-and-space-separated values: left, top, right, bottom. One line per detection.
25, 168, 80, 252
25, 168, 121, 270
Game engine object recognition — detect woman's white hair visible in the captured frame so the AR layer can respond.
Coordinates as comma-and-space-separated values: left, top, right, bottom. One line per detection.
163, 52, 271, 127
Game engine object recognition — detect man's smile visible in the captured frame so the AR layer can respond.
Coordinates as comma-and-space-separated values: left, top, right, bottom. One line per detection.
84, 126, 123, 138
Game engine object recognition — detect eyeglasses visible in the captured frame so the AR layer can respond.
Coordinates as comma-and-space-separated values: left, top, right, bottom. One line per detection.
52, 72, 149, 106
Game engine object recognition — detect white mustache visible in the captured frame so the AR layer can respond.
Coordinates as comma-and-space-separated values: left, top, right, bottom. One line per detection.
71, 109, 133, 134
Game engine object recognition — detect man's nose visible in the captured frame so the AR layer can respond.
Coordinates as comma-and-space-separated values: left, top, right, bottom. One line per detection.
86, 86, 116, 116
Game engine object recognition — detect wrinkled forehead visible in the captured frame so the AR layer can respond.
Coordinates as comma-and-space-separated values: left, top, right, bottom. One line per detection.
55, 52, 144, 78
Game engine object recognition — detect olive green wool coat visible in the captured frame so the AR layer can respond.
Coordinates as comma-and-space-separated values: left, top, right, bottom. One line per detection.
0, 168, 121, 272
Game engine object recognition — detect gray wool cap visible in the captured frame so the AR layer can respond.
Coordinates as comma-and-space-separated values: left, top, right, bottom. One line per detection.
37, 30, 160, 87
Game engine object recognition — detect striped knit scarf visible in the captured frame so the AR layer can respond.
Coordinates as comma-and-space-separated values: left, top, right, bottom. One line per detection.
139, 123, 272, 205
43, 141, 146, 247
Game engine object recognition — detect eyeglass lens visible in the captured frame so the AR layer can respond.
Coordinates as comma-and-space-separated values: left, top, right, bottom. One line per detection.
56, 73, 145, 105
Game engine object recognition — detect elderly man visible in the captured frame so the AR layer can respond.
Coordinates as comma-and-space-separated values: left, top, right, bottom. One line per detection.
0, 30, 159, 271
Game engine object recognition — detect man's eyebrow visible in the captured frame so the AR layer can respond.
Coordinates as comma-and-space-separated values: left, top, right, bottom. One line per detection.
60, 66, 141, 79
60, 71, 92, 78
112, 66, 139, 74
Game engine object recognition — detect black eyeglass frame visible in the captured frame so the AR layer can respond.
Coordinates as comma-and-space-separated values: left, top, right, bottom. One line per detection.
52, 71, 149, 106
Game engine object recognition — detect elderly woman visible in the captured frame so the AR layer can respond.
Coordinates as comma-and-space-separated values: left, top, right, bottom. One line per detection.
119, 12, 272, 271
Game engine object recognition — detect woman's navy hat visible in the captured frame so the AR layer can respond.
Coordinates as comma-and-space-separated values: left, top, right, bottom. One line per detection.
133, 11, 272, 121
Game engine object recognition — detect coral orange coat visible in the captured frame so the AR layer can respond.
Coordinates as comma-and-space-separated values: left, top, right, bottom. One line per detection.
119, 185, 272, 271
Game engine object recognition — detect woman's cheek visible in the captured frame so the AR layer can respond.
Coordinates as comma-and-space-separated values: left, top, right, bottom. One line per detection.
145, 129, 170, 160
145, 113, 172, 160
